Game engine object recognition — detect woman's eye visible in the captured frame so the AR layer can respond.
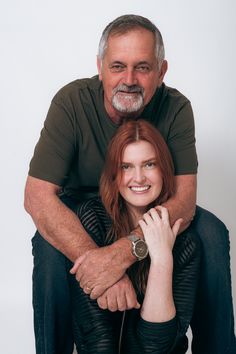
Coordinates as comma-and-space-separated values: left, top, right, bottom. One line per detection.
145, 162, 156, 168
121, 164, 130, 170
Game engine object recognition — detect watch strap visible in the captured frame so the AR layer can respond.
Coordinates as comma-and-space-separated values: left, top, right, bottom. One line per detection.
127, 234, 140, 243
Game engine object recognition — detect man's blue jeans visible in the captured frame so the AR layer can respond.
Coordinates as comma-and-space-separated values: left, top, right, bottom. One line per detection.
31, 204, 236, 354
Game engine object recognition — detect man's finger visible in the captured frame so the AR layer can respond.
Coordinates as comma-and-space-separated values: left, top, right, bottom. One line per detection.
125, 291, 140, 310
116, 291, 127, 311
97, 295, 108, 310
107, 293, 118, 312
70, 253, 87, 274
90, 285, 105, 300
83, 283, 93, 294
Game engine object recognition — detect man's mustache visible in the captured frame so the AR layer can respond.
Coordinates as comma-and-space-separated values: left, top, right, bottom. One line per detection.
113, 84, 144, 96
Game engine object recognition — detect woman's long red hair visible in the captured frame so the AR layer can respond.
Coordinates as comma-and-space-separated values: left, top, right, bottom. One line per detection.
100, 119, 175, 291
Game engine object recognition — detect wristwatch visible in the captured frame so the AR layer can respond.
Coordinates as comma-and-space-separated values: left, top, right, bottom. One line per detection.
127, 235, 149, 261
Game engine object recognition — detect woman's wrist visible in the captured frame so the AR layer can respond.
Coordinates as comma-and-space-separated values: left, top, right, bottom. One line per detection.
150, 250, 173, 269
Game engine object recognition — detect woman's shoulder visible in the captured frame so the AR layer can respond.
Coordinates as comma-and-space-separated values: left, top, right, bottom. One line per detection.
173, 227, 201, 267
76, 197, 112, 243
76, 196, 105, 215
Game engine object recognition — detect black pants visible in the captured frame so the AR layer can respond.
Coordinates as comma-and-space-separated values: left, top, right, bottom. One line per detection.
32, 203, 236, 354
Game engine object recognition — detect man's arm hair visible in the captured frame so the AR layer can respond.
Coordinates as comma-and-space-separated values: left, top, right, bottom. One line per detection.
24, 175, 135, 298
161, 174, 197, 233
24, 175, 97, 262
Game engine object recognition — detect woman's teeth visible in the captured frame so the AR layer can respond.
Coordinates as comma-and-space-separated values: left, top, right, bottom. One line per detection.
130, 185, 150, 192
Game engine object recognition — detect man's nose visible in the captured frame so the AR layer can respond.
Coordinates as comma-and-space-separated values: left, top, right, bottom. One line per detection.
123, 69, 137, 86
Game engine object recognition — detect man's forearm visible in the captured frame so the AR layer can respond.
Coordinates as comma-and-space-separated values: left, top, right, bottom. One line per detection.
35, 197, 97, 261
36, 197, 136, 268
162, 174, 197, 233
24, 177, 96, 262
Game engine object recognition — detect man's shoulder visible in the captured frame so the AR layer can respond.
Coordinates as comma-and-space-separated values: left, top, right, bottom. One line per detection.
53, 75, 102, 102
144, 83, 192, 127
162, 84, 190, 106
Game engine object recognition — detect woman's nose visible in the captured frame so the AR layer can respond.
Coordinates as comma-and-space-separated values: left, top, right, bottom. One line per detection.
133, 168, 146, 183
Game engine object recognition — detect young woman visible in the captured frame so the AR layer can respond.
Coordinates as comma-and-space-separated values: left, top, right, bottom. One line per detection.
68, 120, 201, 353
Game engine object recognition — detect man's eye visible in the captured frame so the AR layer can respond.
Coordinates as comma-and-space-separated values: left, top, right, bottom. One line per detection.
136, 66, 150, 72
110, 65, 124, 72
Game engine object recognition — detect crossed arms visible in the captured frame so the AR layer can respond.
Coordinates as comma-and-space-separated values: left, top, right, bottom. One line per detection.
24, 173, 196, 310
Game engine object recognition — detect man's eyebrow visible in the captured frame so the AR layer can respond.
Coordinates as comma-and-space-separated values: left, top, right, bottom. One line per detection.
109, 61, 152, 67
109, 61, 125, 65
136, 61, 151, 65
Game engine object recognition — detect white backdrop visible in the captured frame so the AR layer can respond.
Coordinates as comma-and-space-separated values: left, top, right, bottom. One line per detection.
1, 1, 235, 353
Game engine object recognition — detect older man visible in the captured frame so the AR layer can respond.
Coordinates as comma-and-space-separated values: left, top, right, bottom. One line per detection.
25, 14, 235, 354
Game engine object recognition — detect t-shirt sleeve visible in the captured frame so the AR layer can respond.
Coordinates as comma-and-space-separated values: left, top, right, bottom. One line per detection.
168, 101, 198, 175
28, 94, 76, 186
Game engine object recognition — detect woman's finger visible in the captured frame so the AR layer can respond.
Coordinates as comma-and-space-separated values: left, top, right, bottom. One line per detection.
172, 218, 183, 237
142, 212, 153, 224
138, 219, 147, 233
156, 206, 169, 224
148, 208, 161, 221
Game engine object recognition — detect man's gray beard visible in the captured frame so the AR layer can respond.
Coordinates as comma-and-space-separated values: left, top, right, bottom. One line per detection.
111, 84, 144, 113
112, 93, 144, 113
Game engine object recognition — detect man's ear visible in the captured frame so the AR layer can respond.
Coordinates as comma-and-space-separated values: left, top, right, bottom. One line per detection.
158, 60, 168, 85
97, 56, 103, 81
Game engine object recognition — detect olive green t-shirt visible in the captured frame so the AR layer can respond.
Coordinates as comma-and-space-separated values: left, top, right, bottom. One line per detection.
29, 76, 197, 201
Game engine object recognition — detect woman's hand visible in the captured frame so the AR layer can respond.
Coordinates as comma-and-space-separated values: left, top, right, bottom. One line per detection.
139, 206, 181, 323
138, 206, 182, 263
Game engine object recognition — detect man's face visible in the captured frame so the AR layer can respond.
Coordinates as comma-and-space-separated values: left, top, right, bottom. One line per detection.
97, 28, 167, 121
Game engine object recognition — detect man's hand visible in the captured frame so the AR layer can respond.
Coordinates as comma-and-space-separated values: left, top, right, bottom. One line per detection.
97, 274, 140, 312
70, 239, 135, 299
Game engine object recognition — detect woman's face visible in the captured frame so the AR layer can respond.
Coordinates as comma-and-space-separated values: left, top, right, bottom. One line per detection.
118, 140, 163, 218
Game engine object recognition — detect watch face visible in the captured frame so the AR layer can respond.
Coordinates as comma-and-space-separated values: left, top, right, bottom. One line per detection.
135, 240, 148, 259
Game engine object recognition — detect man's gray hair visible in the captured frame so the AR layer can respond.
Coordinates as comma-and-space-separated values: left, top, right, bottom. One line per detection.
98, 14, 165, 68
